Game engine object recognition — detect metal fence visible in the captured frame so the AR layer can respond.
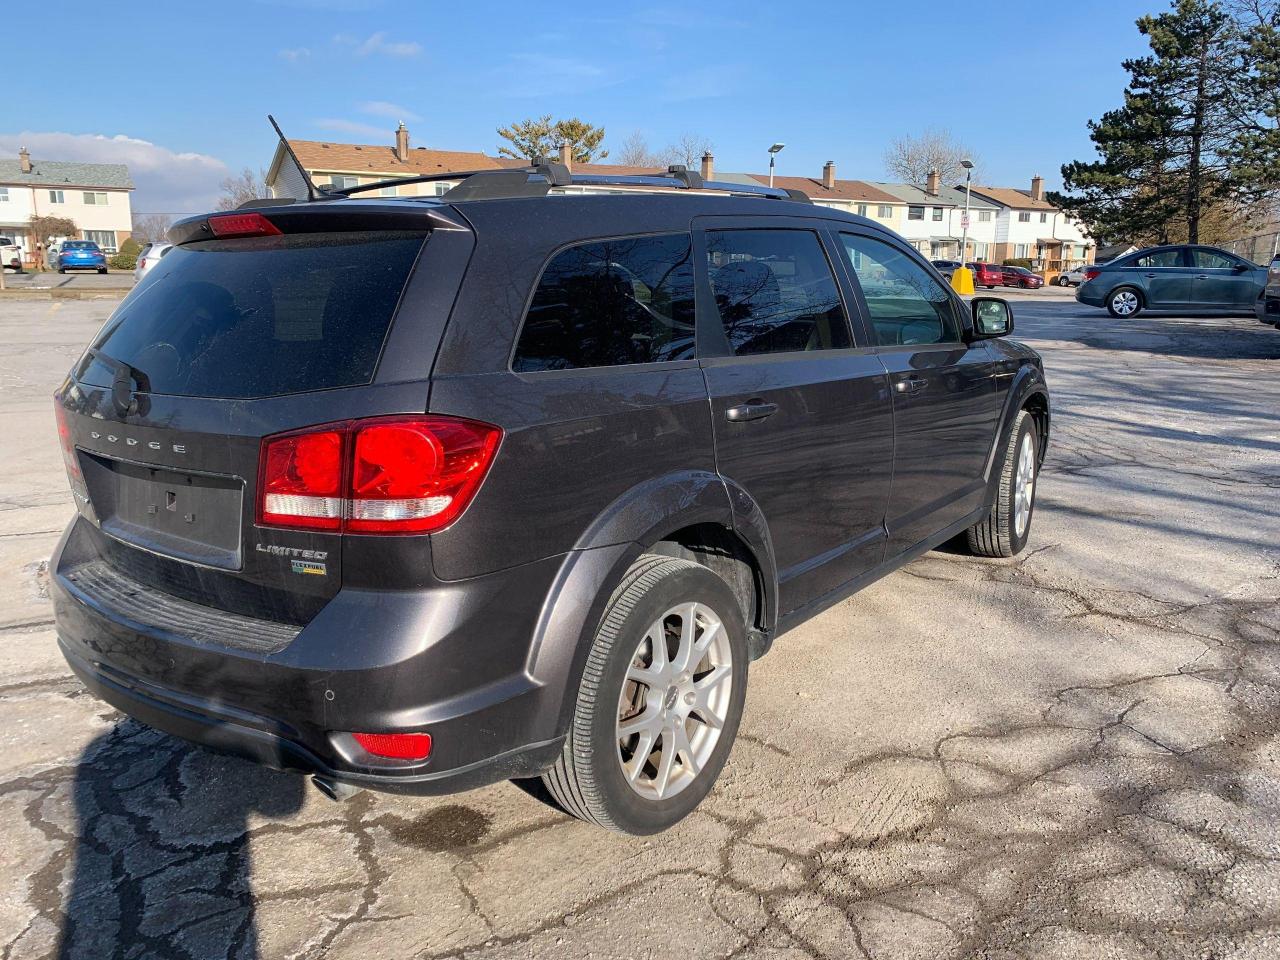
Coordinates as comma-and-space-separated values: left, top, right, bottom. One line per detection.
1224, 229, 1280, 264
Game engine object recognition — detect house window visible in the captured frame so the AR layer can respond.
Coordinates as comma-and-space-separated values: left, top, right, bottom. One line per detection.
1014, 243, 1030, 258
328, 176, 358, 190
1040, 212, 1048, 223
378, 186, 399, 197
434, 183, 452, 196
0, 187, 8, 202
877, 205, 892, 218
974, 242, 989, 259
84, 230, 117, 253
1017, 211, 1031, 222
978, 210, 992, 222
908, 206, 925, 220
856, 204, 868, 217
83, 192, 108, 205
48, 190, 65, 204
932, 207, 943, 221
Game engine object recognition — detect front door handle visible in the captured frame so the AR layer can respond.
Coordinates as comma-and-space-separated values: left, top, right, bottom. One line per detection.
1196, 274, 1209, 279
725, 399, 778, 423
894, 376, 928, 395
1144, 273, 1158, 278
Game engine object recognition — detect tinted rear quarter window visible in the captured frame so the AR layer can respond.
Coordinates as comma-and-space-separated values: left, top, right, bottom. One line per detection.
704, 229, 850, 355
77, 231, 426, 399
513, 233, 695, 372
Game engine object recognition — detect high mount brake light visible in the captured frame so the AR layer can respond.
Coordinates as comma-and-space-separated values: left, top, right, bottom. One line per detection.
208, 212, 283, 239
257, 416, 502, 535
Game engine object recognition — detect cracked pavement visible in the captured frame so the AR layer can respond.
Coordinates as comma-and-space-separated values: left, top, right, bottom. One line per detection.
1, 297, 1278, 959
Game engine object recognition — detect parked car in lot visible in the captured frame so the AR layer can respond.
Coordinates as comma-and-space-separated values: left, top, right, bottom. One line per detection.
133, 241, 173, 282
53, 240, 108, 274
931, 259, 962, 281
1077, 244, 1267, 318
1002, 265, 1044, 289
1260, 253, 1280, 327
970, 262, 1004, 289
51, 169, 1049, 834
0, 236, 21, 272
1056, 264, 1089, 287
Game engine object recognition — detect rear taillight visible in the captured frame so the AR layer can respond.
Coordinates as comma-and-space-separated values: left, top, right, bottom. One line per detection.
1084, 267, 1101, 281
208, 212, 282, 239
257, 416, 501, 535
351, 732, 432, 761
54, 401, 81, 481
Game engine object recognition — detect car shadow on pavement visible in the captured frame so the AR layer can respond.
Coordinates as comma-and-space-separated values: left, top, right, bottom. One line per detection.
56, 720, 305, 960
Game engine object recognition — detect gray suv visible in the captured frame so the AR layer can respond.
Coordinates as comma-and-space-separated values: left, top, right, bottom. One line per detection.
51, 165, 1050, 834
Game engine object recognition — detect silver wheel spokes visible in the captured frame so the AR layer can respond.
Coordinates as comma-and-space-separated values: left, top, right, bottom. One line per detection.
1014, 434, 1036, 537
1113, 291, 1138, 315
616, 602, 732, 801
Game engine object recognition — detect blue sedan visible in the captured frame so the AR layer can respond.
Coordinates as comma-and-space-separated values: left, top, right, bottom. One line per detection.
54, 240, 108, 274
1077, 244, 1266, 318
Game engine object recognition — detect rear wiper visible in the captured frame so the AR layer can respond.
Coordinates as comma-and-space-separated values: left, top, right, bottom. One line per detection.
86, 347, 151, 416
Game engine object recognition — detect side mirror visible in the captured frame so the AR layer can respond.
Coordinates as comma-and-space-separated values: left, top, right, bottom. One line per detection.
971, 297, 1013, 339
1232, 262, 1249, 273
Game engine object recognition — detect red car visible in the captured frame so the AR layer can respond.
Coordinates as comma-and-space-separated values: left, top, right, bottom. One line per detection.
970, 262, 1004, 289
1002, 265, 1044, 289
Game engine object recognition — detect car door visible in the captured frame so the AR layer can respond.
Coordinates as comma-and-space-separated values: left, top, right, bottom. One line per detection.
1190, 247, 1260, 309
835, 229, 1003, 558
695, 218, 895, 614
1126, 247, 1194, 308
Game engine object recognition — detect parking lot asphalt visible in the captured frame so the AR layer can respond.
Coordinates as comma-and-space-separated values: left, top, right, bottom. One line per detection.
1, 297, 1278, 960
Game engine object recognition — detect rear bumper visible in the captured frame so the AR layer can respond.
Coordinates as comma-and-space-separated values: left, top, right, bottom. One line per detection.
1076, 284, 1105, 306
1258, 295, 1280, 325
52, 516, 573, 795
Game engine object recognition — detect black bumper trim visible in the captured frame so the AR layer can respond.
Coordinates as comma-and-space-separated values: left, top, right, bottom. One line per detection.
61, 639, 565, 796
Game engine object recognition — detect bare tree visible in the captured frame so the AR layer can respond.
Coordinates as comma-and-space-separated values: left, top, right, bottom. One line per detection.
131, 214, 173, 244
615, 131, 713, 169
616, 131, 665, 167
883, 129, 980, 185
666, 133, 714, 169
216, 168, 271, 210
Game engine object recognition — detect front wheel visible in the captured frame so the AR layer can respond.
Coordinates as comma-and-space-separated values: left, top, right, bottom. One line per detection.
98, 268, 107, 274
1107, 287, 1142, 318
967, 410, 1038, 558
542, 554, 749, 834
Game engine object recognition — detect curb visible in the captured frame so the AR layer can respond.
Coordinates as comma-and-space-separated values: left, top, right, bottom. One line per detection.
0, 288, 129, 301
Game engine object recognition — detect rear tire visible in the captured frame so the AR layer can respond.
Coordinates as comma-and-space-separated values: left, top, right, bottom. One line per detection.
1106, 287, 1142, 318
967, 410, 1038, 558
542, 554, 748, 835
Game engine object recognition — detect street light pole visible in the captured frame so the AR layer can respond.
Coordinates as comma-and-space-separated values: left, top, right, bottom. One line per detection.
767, 143, 785, 188
959, 159, 974, 269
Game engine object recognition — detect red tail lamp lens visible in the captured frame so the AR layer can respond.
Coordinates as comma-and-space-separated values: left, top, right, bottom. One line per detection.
352, 732, 432, 761
54, 402, 82, 481
347, 417, 502, 534
259, 429, 344, 530
208, 212, 282, 238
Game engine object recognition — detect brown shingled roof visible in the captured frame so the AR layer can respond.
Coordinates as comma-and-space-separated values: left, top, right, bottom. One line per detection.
288, 140, 507, 175
755, 176, 901, 204
968, 186, 1057, 211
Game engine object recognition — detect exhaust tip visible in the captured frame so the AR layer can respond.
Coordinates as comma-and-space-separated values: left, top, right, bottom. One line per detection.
312, 775, 363, 802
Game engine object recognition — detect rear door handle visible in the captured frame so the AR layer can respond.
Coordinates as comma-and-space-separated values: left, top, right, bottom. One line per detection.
1196, 274, 1209, 279
894, 376, 928, 395
725, 400, 778, 423
1144, 273, 1158, 278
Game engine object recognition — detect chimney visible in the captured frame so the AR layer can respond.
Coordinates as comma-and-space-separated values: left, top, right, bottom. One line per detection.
700, 151, 714, 182
1030, 174, 1045, 202
18, 148, 31, 174
926, 169, 940, 195
557, 143, 573, 171
394, 122, 410, 162
822, 161, 836, 190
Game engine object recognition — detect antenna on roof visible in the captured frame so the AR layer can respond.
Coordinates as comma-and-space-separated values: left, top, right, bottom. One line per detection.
267, 114, 326, 202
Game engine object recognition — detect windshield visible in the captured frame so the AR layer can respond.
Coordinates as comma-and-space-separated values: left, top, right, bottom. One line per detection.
76, 231, 427, 399
64, 241, 98, 250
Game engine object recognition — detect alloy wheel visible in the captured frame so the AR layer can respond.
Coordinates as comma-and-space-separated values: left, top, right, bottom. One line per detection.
1112, 290, 1139, 316
616, 602, 732, 801
1014, 433, 1036, 537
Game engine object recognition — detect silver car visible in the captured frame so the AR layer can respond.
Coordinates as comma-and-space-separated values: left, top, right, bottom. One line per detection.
134, 242, 174, 282
1056, 264, 1089, 287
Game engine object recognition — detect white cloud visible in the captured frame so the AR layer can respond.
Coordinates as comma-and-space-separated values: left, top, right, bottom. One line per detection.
335, 31, 422, 58
0, 131, 228, 215
313, 118, 388, 138
500, 54, 612, 97
359, 100, 421, 122
279, 47, 311, 62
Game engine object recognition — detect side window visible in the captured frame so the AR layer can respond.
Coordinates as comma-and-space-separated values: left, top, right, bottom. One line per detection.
513, 233, 695, 372
1192, 249, 1238, 269
704, 229, 851, 356
840, 233, 960, 347
1133, 249, 1183, 268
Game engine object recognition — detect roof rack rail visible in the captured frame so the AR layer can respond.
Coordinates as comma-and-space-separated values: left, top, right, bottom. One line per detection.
665, 164, 703, 189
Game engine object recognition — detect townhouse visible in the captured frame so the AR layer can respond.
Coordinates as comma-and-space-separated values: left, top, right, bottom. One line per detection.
265, 124, 1090, 277
0, 149, 134, 263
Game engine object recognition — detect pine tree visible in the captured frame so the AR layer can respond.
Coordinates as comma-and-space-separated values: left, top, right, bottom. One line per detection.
1053, 0, 1245, 244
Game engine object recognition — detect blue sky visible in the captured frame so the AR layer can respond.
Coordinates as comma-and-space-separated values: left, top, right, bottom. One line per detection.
3, 0, 1162, 215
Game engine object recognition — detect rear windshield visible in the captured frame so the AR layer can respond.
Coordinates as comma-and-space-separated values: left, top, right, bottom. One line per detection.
64, 241, 98, 250
77, 231, 426, 399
